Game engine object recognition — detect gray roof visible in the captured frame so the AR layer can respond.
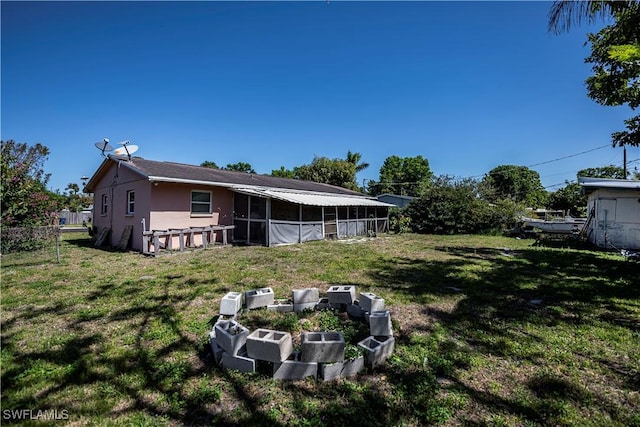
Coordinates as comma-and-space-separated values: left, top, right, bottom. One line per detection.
579, 177, 640, 192
89, 156, 368, 197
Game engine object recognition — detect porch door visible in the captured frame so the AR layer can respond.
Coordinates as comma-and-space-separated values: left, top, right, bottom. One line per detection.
324, 207, 338, 239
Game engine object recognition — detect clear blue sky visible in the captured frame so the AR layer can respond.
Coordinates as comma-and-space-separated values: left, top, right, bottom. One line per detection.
2, 1, 637, 194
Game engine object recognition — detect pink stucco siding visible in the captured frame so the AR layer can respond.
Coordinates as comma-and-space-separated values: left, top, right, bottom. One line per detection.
91, 162, 234, 252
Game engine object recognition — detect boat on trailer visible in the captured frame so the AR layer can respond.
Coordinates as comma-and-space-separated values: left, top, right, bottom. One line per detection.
519, 209, 587, 235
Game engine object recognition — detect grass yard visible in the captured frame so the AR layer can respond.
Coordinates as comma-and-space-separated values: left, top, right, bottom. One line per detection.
1, 233, 639, 426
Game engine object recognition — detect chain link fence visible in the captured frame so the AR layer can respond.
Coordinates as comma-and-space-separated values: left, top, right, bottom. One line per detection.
1, 226, 62, 265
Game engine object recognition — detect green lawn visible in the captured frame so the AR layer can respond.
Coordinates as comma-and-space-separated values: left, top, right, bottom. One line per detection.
1, 234, 638, 426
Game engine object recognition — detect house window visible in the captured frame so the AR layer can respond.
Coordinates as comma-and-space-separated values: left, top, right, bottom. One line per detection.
191, 190, 211, 214
126, 191, 135, 215
101, 194, 108, 215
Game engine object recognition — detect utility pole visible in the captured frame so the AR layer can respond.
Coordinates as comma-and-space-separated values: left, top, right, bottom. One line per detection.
623, 146, 627, 179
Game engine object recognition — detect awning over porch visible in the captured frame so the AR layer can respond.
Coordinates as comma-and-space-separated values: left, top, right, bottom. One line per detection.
231, 187, 394, 208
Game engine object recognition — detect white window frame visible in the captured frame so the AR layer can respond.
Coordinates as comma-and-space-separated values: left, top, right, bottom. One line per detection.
101, 194, 108, 215
191, 190, 212, 215
126, 190, 135, 215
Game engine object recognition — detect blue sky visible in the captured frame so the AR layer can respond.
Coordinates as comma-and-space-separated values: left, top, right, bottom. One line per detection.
2, 1, 637, 194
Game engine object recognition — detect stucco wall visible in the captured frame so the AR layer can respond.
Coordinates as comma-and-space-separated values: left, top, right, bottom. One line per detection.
92, 162, 234, 252
91, 162, 150, 251
587, 188, 640, 250
148, 182, 233, 231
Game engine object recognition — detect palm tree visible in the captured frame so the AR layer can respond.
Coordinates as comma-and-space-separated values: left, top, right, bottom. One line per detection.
548, 0, 637, 34
346, 150, 369, 173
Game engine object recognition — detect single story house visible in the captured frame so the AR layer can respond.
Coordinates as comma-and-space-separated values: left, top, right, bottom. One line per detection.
579, 177, 640, 250
84, 155, 393, 252
376, 193, 415, 208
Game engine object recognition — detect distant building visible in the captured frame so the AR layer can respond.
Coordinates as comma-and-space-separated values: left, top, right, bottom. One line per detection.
376, 193, 415, 208
579, 177, 640, 250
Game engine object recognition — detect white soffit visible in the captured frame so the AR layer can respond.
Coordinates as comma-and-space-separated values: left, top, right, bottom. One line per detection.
234, 187, 394, 207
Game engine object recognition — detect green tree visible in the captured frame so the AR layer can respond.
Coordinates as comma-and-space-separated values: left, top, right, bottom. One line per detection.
548, 1, 636, 34
405, 176, 501, 235
345, 150, 369, 173
294, 156, 358, 190
481, 165, 548, 207
548, 182, 587, 217
200, 160, 219, 169
225, 162, 256, 174
271, 166, 296, 179
63, 182, 91, 212
1, 140, 60, 227
550, 1, 640, 146
369, 155, 432, 197
577, 164, 628, 179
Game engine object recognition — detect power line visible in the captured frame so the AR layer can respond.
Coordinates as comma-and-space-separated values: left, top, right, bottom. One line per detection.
525, 144, 611, 168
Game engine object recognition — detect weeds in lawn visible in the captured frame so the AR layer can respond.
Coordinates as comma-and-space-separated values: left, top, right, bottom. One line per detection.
1, 234, 638, 426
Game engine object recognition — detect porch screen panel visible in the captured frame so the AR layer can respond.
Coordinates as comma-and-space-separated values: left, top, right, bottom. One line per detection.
269, 222, 300, 246
347, 221, 357, 237
338, 222, 348, 237
301, 223, 323, 242
272, 199, 299, 221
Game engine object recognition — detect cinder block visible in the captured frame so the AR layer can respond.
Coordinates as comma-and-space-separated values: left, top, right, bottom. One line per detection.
220, 291, 243, 316
292, 288, 319, 304
327, 285, 356, 305
359, 292, 385, 313
215, 320, 249, 356
341, 356, 365, 378
273, 352, 318, 380
245, 287, 275, 309
222, 347, 256, 373
315, 298, 332, 310
208, 332, 224, 366
369, 310, 393, 336
319, 361, 344, 382
301, 332, 345, 363
346, 301, 366, 318
294, 302, 317, 313
267, 299, 294, 313
358, 336, 395, 367
246, 328, 293, 363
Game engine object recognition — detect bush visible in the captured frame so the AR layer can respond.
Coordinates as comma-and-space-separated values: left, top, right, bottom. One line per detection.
1, 226, 59, 254
389, 208, 412, 234
405, 176, 518, 235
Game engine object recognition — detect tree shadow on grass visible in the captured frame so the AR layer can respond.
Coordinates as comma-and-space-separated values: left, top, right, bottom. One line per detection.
366, 244, 639, 425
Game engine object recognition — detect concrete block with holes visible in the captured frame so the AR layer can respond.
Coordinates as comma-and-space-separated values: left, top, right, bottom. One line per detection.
327, 285, 356, 305
369, 310, 393, 337
319, 361, 344, 382
221, 347, 256, 373
292, 288, 319, 304
346, 301, 366, 318
358, 336, 395, 367
219, 291, 243, 316
273, 352, 318, 380
300, 332, 345, 363
246, 328, 293, 363
245, 287, 275, 309
359, 292, 385, 313
214, 320, 250, 356
341, 356, 365, 378
267, 299, 294, 313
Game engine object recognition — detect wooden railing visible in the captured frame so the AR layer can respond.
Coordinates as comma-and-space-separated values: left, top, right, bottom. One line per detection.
142, 225, 235, 256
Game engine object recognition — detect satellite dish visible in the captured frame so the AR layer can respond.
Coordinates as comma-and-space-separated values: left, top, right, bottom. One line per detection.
113, 144, 139, 159
94, 138, 113, 156
117, 140, 130, 146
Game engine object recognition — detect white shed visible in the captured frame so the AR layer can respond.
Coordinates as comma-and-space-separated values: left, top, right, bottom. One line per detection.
579, 177, 640, 250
